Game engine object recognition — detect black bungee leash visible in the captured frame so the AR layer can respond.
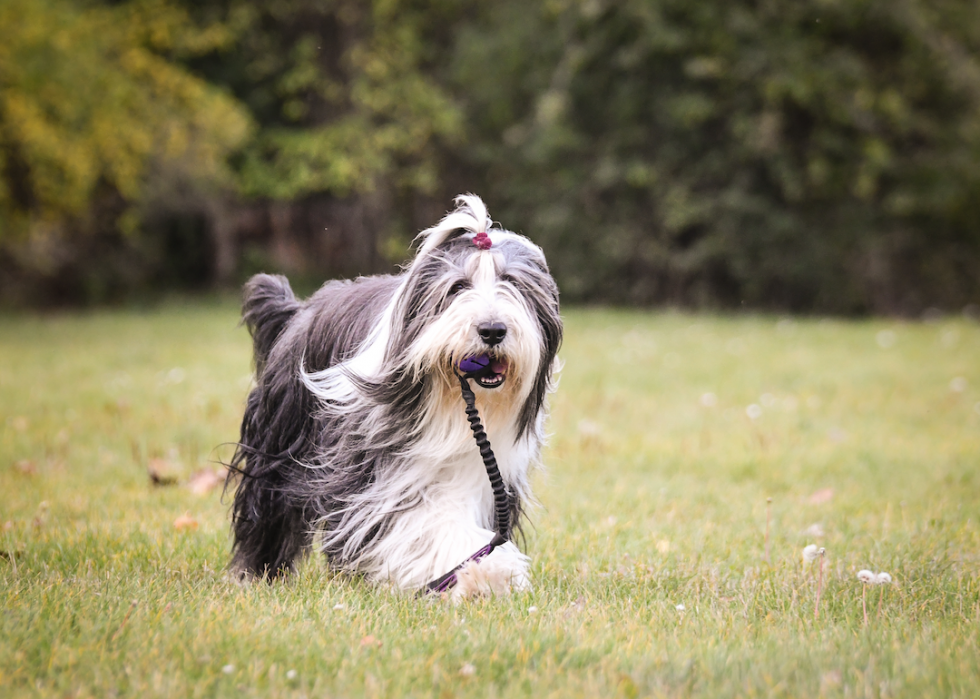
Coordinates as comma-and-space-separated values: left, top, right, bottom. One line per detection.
420, 362, 512, 595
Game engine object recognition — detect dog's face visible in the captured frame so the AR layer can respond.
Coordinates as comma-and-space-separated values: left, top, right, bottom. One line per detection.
392, 224, 562, 437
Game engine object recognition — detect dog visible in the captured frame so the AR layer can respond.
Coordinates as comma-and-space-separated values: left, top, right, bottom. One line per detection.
228, 195, 562, 598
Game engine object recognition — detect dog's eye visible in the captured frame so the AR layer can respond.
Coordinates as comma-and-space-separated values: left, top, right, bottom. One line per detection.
447, 281, 468, 297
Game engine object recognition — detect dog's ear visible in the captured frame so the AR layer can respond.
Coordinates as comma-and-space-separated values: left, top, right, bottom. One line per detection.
242, 274, 302, 377
414, 194, 492, 256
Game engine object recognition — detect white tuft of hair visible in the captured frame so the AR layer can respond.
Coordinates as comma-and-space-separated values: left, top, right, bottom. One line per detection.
415, 194, 493, 257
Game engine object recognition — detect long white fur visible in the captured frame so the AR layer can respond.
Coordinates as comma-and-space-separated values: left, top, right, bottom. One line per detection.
298, 196, 553, 595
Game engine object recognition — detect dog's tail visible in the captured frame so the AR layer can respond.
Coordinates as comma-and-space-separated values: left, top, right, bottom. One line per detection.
242, 274, 302, 376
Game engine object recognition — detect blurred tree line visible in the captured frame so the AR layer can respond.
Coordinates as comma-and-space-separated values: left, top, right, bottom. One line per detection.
2, 0, 979, 313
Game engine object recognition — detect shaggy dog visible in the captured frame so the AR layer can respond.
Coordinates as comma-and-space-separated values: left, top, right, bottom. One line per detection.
228, 195, 562, 598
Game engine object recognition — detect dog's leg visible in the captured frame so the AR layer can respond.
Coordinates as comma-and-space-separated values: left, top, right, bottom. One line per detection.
230, 472, 311, 579
451, 539, 530, 601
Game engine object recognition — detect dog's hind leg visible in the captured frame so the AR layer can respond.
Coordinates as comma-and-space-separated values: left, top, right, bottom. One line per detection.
229, 469, 311, 579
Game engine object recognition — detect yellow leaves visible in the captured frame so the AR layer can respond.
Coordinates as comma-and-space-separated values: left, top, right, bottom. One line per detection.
0, 0, 252, 239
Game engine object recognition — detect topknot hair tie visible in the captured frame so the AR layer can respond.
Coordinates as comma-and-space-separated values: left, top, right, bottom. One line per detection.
472, 231, 492, 250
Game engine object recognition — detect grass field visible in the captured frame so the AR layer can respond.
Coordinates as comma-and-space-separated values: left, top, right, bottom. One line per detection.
2, 302, 979, 698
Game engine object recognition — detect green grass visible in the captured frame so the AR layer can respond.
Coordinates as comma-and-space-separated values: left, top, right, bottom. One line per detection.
2, 303, 979, 698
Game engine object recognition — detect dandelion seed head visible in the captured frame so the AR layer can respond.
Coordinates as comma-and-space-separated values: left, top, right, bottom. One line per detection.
802, 544, 819, 563
804, 523, 825, 538
746, 404, 763, 420
876, 330, 897, 349
286, 669, 298, 680
222, 664, 235, 674
675, 604, 686, 611
950, 376, 968, 393
857, 569, 876, 584
876, 572, 892, 584
700, 392, 718, 408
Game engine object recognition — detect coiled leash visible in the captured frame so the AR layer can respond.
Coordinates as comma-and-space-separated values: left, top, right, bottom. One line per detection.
420, 355, 512, 595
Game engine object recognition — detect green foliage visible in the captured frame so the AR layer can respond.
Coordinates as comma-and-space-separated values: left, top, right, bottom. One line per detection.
4, 0, 980, 311
2, 306, 979, 696
0, 0, 252, 240
224, 0, 463, 199
450, 0, 980, 312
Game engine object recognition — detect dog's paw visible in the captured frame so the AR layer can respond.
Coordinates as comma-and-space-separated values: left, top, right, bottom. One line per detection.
450, 548, 530, 601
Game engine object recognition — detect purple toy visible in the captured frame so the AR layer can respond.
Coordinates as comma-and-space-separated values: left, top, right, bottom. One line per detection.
457, 354, 491, 375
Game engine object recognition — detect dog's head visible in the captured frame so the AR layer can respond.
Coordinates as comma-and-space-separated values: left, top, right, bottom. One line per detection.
390, 195, 562, 437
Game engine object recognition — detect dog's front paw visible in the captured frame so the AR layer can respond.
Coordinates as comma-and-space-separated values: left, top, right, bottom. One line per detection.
451, 545, 530, 601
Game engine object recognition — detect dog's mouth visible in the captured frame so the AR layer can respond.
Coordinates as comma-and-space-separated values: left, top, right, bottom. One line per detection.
457, 354, 509, 389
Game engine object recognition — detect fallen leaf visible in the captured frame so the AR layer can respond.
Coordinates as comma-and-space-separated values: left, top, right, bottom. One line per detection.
187, 468, 225, 496
173, 514, 198, 531
808, 488, 834, 505
148, 459, 179, 487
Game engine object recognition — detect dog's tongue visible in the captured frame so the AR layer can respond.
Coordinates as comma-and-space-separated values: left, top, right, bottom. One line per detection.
458, 354, 508, 376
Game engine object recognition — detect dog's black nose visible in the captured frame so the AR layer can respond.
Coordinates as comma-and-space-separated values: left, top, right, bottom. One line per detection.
478, 322, 507, 347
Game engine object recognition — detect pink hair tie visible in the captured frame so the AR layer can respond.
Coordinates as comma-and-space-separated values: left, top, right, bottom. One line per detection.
472, 231, 492, 250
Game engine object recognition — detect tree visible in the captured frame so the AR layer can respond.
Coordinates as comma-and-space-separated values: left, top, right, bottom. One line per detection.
449, 0, 980, 313
0, 0, 251, 302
